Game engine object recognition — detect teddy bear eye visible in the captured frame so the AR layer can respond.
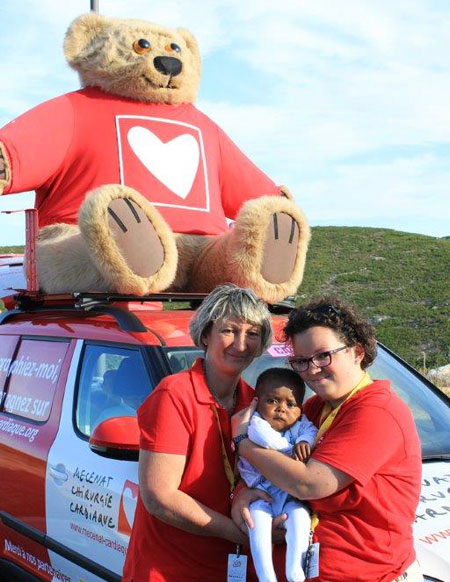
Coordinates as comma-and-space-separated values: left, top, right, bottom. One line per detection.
133, 38, 152, 55
169, 42, 181, 53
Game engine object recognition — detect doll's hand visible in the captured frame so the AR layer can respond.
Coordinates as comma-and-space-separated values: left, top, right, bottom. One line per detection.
231, 397, 258, 439
293, 440, 311, 462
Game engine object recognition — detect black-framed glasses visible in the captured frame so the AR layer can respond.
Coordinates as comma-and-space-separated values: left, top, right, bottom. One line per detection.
288, 345, 348, 373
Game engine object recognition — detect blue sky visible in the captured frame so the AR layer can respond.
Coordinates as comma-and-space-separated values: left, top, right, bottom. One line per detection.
0, 0, 449, 245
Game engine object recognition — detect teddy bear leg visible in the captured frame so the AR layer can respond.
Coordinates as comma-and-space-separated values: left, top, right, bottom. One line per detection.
227, 195, 311, 303
186, 196, 310, 304
179, 234, 230, 294
169, 234, 208, 291
36, 224, 114, 294
78, 184, 178, 295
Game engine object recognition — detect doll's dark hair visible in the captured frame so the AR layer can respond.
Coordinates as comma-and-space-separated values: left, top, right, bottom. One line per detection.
282, 296, 377, 370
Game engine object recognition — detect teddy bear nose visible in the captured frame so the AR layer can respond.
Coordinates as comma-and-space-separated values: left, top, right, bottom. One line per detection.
153, 56, 182, 77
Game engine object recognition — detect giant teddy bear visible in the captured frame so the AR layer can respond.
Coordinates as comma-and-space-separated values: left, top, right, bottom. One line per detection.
0, 13, 310, 304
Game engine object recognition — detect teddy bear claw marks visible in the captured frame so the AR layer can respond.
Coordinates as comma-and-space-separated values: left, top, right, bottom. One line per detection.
107, 198, 165, 278
260, 213, 300, 284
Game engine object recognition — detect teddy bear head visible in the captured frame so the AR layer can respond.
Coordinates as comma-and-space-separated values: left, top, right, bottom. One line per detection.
64, 13, 201, 105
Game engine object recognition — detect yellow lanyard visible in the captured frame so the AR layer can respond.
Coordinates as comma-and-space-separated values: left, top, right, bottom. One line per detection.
210, 405, 238, 492
310, 371, 372, 532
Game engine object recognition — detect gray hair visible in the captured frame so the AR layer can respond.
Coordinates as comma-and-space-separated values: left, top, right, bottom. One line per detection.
189, 284, 272, 355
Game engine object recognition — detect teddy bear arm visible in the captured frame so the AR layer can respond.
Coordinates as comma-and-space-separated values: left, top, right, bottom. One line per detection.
0, 95, 75, 197
0, 141, 10, 194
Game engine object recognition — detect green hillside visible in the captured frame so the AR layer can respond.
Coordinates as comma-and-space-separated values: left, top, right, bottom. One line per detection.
0, 246, 24, 254
1, 227, 449, 369
297, 227, 450, 370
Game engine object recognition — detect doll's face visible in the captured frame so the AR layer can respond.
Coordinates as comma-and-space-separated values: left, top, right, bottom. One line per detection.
256, 380, 302, 432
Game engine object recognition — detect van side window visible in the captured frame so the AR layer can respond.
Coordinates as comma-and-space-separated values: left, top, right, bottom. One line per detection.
0, 339, 69, 422
76, 344, 152, 437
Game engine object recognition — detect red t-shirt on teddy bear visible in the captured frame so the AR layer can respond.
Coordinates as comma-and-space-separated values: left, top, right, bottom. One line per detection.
0, 87, 280, 234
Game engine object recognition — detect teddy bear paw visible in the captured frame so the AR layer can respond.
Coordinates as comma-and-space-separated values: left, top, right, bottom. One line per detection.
79, 185, 178, 295
107, 197, 165, 278
260, 212, 299, 284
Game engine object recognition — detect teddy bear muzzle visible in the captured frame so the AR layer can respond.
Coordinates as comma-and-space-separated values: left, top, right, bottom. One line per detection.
154, 56, 182, 77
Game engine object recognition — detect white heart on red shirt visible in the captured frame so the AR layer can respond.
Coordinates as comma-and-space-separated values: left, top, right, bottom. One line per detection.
121, 485, 137, 528
128, 126, 200, 199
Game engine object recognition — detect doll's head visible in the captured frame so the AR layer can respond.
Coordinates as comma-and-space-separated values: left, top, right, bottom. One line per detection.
255, 368, 305, 432
64, 13, 201, 104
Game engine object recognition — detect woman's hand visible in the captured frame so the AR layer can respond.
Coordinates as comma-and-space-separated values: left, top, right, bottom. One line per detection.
231, 484, 287, 543
231, 397, 258, 438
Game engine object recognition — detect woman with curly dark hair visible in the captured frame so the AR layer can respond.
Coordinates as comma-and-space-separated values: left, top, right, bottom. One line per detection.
232, 296, 423, 582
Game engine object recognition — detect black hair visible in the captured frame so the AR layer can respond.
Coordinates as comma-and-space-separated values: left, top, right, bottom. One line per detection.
282, 296, 377, 369
255, 367, 306, 404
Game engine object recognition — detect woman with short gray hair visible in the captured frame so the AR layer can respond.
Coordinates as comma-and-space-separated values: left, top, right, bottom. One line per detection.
189, 282, 272, 352
124, 284, 284, 582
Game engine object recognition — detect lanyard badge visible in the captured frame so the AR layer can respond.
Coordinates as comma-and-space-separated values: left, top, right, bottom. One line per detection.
227, 545, 247, 582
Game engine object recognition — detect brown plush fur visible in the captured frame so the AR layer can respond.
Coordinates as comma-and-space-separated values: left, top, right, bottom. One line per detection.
186, 196, 310, 304
36, 224, 113, 293
0, 143, 10, 193
2, 13, 310, 303
36, 186, 179, 295
78, 185, 178, 294
64, 13, 201, 105
171, 234, 208, 290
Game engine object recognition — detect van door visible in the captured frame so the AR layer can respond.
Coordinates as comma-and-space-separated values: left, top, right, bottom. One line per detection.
45, 340, 156, 582
0, 336, 73, 580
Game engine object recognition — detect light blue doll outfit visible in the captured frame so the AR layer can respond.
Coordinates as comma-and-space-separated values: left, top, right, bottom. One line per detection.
238, 412, 318, 582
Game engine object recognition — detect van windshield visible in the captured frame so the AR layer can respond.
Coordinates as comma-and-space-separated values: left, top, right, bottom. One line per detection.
163, 343, 450, 459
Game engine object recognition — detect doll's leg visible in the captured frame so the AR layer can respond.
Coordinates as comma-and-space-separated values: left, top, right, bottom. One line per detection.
283, 500, 311, 582
248, 499, 278, 582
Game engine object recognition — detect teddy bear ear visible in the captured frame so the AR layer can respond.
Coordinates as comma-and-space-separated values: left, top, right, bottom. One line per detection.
177, 28, 201, 63
64, 12, 110, 64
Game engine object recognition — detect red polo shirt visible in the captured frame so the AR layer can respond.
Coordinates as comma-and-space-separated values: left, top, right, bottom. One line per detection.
304, 380, 421, 582
122, 359, 284, 582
